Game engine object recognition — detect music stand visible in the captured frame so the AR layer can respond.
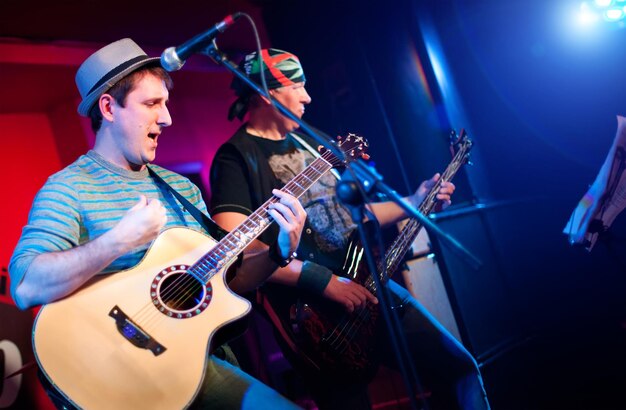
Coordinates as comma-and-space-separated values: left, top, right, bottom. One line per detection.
565, 115, 626, 251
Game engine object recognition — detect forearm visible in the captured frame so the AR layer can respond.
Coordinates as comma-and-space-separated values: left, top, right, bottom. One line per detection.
226, 245, 278, 294
267, 258, 376, 312
366, 175, 452, 226
265, 259, 304, 287
13, 229, 128, 309
267, 259, 333, 297
229, 245, 308, 294
232, 249, 332, 294
367, 199, 412, 228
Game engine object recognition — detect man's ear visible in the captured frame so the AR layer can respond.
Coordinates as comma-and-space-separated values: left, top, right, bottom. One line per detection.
260, 89, 275, 105
98, 94, 115, 122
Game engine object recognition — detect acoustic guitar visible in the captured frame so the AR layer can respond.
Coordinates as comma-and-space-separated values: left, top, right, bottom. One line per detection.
32, 134, 368, 409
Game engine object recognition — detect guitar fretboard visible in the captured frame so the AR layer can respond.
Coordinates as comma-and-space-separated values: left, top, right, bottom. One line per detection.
364, 138, 472, 293
188, 154, 334, 283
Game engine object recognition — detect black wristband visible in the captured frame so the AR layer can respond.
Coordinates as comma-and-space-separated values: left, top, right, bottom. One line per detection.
298, 260, 333, 295
268, 242, 297, 268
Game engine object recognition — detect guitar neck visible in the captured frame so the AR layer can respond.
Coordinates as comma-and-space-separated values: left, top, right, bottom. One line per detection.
189, 155, 333, 284
366, 140, 472, 291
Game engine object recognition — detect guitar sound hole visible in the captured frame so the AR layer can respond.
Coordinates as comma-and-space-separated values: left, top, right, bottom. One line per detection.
159, 273, 205, 311
151, 265, 213, 318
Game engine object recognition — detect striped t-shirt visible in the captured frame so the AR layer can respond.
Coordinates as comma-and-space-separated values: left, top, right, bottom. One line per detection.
9, 150, 208, 295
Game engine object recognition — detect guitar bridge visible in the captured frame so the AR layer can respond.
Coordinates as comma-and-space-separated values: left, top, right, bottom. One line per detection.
109, 305, 166, 356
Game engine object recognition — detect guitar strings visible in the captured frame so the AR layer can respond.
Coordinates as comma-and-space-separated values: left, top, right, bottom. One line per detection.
134, 189, 290, 330
324, 217, 423, 353
326, 170, 446, 349
326, 157, 462, 352
128, 149, 343, 334
129, 138, 364, 333
135, 169, 314, 330
327, 149, 468, 353
323, 145, 469, 354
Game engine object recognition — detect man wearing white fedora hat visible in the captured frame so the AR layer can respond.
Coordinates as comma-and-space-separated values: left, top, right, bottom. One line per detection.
9, 38, 305, 409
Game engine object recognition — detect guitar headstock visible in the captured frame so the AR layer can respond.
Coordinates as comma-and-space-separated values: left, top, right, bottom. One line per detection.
318, 133, 370, 168
449, 129, 473, 166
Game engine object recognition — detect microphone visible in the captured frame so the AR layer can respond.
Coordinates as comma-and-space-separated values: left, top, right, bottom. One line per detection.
161, 13, 242, 72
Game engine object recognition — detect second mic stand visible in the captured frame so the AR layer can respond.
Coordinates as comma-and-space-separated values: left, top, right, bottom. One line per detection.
336, 170, 425, 410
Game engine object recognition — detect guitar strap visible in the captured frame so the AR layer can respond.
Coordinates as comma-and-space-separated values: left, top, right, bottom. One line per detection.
147, 166, 228, 241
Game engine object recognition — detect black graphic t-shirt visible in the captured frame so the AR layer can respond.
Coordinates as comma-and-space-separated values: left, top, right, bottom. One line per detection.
210, 126, 356, 271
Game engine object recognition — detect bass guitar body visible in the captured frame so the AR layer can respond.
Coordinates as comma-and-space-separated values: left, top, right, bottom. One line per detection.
263, 227, 384, 382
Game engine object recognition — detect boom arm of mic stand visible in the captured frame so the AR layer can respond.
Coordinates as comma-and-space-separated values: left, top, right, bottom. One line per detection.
205, 42, 481, 271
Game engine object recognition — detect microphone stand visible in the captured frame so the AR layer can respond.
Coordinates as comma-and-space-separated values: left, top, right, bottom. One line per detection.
204, 42, 481, 409
336, 171, 425, 410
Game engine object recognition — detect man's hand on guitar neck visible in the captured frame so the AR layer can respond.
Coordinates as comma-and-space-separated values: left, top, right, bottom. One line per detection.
365, 174, 455, 227
410, 173, 455, 212
268, 189, 307, 260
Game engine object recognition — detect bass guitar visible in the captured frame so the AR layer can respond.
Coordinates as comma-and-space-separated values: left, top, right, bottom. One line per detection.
32, 134, 368, 410
263, 130, 473, 381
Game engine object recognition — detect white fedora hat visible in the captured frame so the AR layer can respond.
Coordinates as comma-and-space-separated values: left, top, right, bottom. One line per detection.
75, 38, 160, 116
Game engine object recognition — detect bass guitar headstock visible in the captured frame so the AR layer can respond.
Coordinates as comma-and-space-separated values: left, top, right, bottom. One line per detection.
449, 129, 473, 166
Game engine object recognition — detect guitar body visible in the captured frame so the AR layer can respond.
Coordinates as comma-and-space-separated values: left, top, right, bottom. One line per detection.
33, 227, 251, 410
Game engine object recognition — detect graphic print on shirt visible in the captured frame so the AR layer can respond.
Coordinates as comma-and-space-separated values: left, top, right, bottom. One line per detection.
267, 148, 355, 253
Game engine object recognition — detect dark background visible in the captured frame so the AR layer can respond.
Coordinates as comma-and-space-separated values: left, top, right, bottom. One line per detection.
258, 2, 626, 408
